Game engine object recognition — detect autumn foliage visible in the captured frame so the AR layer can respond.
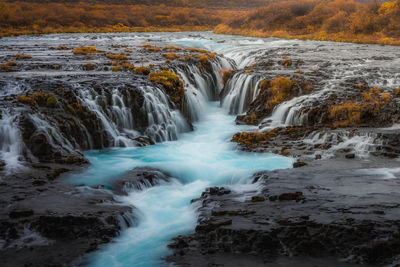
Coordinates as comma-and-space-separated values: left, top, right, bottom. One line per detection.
215, 0, 400, 45
0, 1, 242, 37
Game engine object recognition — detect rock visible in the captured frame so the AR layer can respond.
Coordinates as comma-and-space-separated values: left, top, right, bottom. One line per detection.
345, 153, 355, 159
112, 167, 171, 195
195, 219, 232, 232
9, 207, 34, 219
278, 191, 303, 201
251, 196, 265, 202
315, 154, 322, 160
293, 161, 307, 168
207, 187, 231, 196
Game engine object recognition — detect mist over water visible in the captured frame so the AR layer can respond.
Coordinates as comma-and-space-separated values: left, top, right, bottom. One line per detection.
69, 102, 293, 267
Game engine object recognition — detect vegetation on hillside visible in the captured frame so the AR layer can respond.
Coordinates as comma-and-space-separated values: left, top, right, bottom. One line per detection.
214, 0, 400, 45
0, 1, 242, 37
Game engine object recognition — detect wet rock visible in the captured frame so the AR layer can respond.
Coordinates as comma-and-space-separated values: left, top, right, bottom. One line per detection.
9, 207, 34, 219
195, 219, 232, 232
278, 191, 303, 201
345, 153, 355, 159
293, 161, 307, 168
251, 196, 265, 202
112, 167, 171, 195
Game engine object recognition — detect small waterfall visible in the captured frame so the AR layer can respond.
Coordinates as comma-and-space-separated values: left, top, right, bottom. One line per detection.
303, 130, 381, 158
176, 57, 234, 121
221, 72, 263, 114
142, 85, 188, 142
0, 110, 26, 174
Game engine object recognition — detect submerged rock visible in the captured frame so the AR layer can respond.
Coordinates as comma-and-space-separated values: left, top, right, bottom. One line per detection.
112, 167, 172, 195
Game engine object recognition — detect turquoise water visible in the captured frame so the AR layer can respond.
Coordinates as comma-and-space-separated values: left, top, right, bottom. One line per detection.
68, 102, 293, 267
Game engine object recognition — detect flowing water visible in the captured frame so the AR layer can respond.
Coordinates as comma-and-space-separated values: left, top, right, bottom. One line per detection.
68, 102, 293, 267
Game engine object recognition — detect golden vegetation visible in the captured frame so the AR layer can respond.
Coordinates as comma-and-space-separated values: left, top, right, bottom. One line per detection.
329, 87, 394, 127
149, 70, 184, 105
72, 46, 104, 55
162, 53, 180, 60
0, 2, 242, 37
13, 53, 32, 59
106, 53, 128, 61
133, 66, 150, 75
220, 69, 234, 85
215, 0, 400, 45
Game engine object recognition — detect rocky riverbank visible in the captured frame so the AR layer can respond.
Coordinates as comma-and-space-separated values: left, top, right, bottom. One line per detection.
167, 158, 400, 266
0, 163, 134, 267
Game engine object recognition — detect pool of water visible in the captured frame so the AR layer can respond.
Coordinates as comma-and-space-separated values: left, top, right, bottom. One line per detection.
68, 102, 293, 267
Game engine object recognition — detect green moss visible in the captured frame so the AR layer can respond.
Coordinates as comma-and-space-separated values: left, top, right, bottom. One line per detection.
46, 96, 57, 107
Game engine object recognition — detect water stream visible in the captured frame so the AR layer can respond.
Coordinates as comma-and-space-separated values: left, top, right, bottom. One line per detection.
69, 102, 293, 267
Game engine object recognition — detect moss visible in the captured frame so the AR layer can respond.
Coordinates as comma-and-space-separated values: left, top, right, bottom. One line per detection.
124, 48, 133, 53
133, 66, 150, 75
282, 57, 293, 67
164, 46, 181, 51
17, 95, 33, 104
149, 70, 184, 106
66, 104, 75, 113
121, 62, 135, 70
0, 64, 13, 72
7, 60, 17, 66
162, 53, 180, 60
106, 53, 128, 61
220, 69, 234, 85
112, 66, 122, 72
57, 45, 68, 50
85, 62, 95, 70
13, 53, 32, 59
46, 95, 57, 107
72, 46, 103, 55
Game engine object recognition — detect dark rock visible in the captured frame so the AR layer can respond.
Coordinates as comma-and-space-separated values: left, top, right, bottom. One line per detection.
293, 161, 308, 168
278, 191, 303, 201
112, 167, 171, 195
251, 196, 265, 202
345, 153, 356, 159
9, 207, 34, 219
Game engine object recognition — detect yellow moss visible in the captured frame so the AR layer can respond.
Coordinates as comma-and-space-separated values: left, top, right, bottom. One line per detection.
121, 62, 135, 70
124, 48, 133, 53
164, 46, 181, 51
133, 66, 150, 75
0, 64, 13, 72
162, 53, 180, 60
7, 60, 17, 66
72, 46, 103, 55
17, 95, 33, 104
57, 45, 68, 50
112, 66, 122, 72
220, 69, 234, 85
13, 53, 32, 59
106, 53, 128, 61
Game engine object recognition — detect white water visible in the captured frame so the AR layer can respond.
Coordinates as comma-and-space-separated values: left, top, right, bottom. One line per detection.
68, 103, 293, 267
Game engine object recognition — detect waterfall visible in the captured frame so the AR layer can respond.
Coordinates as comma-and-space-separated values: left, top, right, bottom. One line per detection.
0, 110, 27, 174
175, 56, 234, 121
221, 72, 263, 114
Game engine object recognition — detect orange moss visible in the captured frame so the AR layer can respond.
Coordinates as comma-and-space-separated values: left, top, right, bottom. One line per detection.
220, 69, 234, 85
106, 53, 128, 61
162, 53, 180, 60
133, 66, 150, 75
0, 64, 13, 72
13, 53, 32, 59
73, 46, 103, 55
149, 70, 184, 105
57, 45, 68, 50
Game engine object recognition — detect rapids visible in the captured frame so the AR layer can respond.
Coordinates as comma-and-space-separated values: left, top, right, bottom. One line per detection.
68, 102, 293, 267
